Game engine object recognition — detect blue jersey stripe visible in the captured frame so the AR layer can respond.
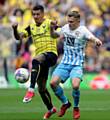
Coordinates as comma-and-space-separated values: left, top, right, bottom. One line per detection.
60, 25, 94, 66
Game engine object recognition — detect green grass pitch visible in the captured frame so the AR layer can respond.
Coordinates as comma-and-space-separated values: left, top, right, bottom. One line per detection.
0, 88, 110, 120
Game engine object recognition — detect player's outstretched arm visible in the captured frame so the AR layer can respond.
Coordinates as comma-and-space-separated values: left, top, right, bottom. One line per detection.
12, 23, 26, 41
90, 37, 102, 47
12, 23, 20, 40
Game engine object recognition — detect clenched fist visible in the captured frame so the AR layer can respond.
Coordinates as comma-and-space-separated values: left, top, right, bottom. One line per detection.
12, 22, 18, 29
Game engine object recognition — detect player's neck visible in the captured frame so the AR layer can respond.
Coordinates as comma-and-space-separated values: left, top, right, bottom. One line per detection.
36, 18, 45, 26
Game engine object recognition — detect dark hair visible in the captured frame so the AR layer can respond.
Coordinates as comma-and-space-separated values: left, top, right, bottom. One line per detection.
13, 8, 24, 16
67, 11, 80, 19
32, 4, 44, 12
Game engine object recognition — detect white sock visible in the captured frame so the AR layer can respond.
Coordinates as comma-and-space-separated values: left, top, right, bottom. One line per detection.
64, 100, 68, 105
49, 107, 54, 112
28, 88, 34, 92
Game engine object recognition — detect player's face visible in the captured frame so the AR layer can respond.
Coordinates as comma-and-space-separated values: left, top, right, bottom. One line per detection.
32, 10, 44, 24
67, 16, 79, 30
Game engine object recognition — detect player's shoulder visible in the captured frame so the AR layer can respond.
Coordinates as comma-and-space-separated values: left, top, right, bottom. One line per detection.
77, 25, 88, 32
63, 24, 68, 28
44, 18, 51, 24
78, 25, 87, 30
30, 22, 36, 28
61, 24, 69, 30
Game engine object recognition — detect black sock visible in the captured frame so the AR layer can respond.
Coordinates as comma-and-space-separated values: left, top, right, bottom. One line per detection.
30, 60, 40, 89
39, 89, 53, 110
30, 70, 39, 88
45, 89, 52, 105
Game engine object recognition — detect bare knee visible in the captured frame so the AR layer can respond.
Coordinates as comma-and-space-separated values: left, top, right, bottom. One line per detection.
72, 78, 80, 90
50, 76, 60, 88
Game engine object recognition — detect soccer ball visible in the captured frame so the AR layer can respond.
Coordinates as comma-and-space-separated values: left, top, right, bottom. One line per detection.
15, 68, 29, 83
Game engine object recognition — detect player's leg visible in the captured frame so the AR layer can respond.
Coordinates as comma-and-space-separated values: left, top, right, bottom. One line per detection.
72, 78, 80, 119
37, 73, 57, 119
23, 54, 45, 103
37, 66, 53, 108
70, 65, 83, 119
37, 52, 57, 119
50, 63, 71, 117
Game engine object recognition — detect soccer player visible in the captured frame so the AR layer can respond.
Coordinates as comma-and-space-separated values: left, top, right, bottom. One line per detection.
12, 4, 58, 119
50, 10, 102, 119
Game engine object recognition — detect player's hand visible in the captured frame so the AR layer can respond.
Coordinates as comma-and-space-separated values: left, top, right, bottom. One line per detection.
12, 22, 18, 29
95, 39, 102, 47
50, 20, 58, 29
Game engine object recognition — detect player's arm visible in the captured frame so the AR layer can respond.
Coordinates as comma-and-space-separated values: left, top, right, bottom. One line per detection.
12, 23, 21, 40
12, 23, 30, 41
89, 36, 102, 47
84, 26, 102, 47
50, 21, 61, 38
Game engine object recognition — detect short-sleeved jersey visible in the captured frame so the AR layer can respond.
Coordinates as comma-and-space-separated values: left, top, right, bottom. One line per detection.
59, 24, 95, 66
20, 19, 58, 56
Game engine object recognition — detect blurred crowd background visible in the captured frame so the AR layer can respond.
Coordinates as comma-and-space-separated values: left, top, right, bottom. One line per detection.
0, 0, 110, 83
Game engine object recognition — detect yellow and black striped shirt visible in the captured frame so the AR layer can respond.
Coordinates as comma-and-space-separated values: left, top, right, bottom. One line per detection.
20, 19, 58, 57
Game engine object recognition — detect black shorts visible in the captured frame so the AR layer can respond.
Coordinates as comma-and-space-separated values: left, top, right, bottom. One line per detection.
42, 52, 57, 67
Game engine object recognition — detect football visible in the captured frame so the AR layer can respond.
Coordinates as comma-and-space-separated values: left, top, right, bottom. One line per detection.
14, 68, 29, 83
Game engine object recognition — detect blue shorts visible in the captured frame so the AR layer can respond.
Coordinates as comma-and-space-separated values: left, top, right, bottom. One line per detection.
52, 63, 83, 83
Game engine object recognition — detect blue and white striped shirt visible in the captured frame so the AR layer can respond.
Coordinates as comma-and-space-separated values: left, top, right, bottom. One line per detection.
59, 24, 94, 66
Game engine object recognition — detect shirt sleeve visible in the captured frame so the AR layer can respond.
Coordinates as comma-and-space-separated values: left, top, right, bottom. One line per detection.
83, 26, 95, 40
